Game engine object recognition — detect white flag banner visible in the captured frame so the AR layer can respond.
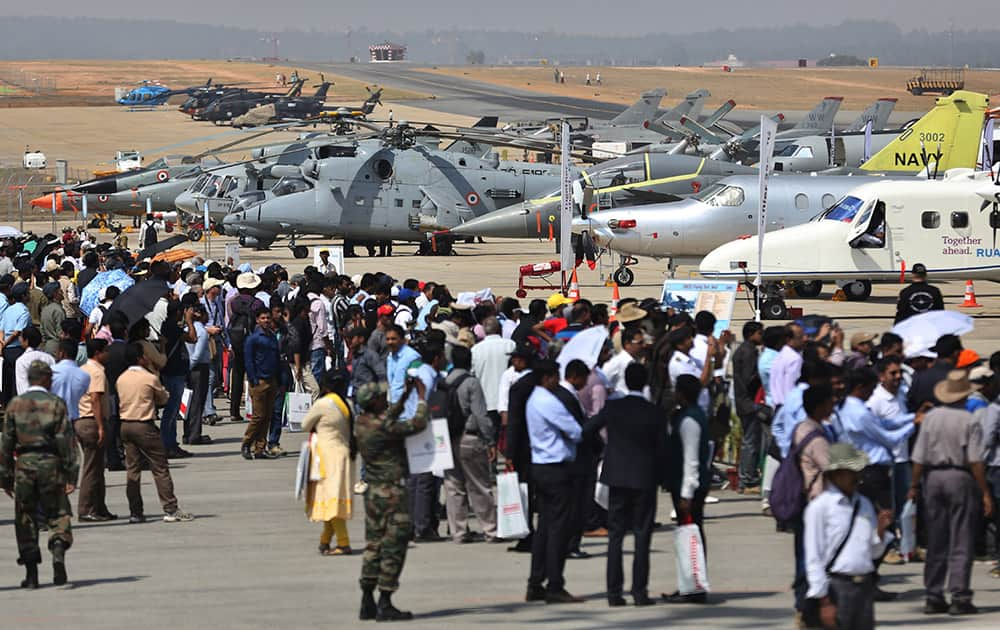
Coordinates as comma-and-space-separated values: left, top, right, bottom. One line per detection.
559, 121, 574, 287
979, 118, 995, 170
756, 115, 779, 292
863, 120, 874, 163
81, 193, 88, 221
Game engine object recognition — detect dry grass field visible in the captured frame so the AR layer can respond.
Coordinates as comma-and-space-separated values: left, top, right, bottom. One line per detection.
427, 65, 1000, 112
0, 59, 426, 107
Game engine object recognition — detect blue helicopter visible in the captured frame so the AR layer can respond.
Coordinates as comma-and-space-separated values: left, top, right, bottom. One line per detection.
117, 79, 213, 107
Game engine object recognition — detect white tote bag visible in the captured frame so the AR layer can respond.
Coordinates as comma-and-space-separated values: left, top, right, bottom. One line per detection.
179, 388, 193, 419
899, 499, 917, 558
284, 382, 312, 433
495, 471, 530, 540
594, 461, 609, 510
673, 523, 710, 595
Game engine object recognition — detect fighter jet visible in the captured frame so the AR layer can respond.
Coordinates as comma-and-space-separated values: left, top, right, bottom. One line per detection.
445, 152, 756, 241
220, 124, 569, 256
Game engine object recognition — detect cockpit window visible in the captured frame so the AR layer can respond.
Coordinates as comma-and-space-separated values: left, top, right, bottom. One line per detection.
777, 144, 799, 157
233, 191, 266, 212
822, 195, 867, 222
698, 184, 745, 207
146, 158, 167, 170
583, 159, 645, 188
189, 175, 209, 193
272, 177, 313, 197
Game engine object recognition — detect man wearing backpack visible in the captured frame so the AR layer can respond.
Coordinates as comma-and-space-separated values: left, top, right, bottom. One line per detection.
227, 273, 265, 424
442, 345, 497, 543
784, 385, 833, 623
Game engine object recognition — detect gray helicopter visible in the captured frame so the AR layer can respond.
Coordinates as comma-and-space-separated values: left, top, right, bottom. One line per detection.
220, 121, 573, 256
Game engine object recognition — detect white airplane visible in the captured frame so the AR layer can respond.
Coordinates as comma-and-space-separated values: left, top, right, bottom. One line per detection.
698, 169, 1000, 318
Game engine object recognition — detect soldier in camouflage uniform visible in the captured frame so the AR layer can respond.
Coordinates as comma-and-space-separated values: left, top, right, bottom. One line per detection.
355, 377, 428, 622
0, 361, 79, 589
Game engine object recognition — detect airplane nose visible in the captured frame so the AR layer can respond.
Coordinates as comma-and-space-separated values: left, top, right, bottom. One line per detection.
448, 205, 546, 239
174, 192, 197, 214
30, 192, 67, 212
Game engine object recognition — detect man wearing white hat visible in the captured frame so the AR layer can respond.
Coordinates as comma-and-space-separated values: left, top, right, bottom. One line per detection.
804, 442, 893, 630
227, 273, 265, 424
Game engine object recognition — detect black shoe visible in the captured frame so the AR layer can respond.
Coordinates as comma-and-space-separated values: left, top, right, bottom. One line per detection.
874, 587, 898, 602
526, 585, 547, 602
459, 532, 484, 544
924, 598, 950, 614
567, 550, 591, 560
256, 449, 278, 460
128, 514, 146, 524
949, 601, 979, 615
376, 591, 413, 621
662, 591, 707, 604
508, 540, 532, 553
107, 463, 126, 472
545, 589, 584, 604
360, 589, 377, 620
241, 446, 254, 460
20, 563, 38, 589
414, 531, 445, 543
167, 447, 192, 459
99, 512, 118, 520
189, 436, 213, 445
634, 595, 656, 606
608, 595, 627, 607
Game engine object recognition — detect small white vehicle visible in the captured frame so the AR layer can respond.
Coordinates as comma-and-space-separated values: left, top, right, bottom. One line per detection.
115, 150, 143, 172
22, 148, 46, 170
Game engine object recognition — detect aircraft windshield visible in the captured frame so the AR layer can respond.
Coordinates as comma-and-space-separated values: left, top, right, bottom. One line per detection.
583, 159, 645, 188
146, 158, 168, 170
822, 195, 868, 222
777, 145, 799, 157
697, 184, 745, 207
272, 177, 313, 197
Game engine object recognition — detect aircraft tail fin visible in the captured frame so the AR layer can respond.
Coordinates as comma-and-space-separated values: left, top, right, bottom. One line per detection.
472, 116, 499, 128
313, 82, 332, 101
701, 99, 736, 129
609, 88, 666, 125
844, 98, 897, 132
285, 79, 305, 98
655, 88, 710, 126
790, 96, 843, 134
860, 91, 989, 173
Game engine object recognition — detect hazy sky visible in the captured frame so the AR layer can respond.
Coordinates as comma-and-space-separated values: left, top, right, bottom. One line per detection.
8, 1, 1000, 34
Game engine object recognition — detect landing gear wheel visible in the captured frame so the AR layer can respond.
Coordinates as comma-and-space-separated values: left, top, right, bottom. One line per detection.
794, 280, 823, 298
612, 267, 634, 287
187, 228, 203, 242
843, 280, 872, 302
292, 246, 308, 259
762, 299, 788, 320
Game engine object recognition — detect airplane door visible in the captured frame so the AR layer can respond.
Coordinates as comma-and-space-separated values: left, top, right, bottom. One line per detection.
847, 199, 894, 270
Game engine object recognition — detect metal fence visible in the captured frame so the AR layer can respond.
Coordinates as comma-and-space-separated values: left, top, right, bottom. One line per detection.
0, 66, 58, 95
0, 164, 93, 231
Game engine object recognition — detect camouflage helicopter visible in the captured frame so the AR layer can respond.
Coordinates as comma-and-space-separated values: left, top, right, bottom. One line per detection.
219, 119, 595, 256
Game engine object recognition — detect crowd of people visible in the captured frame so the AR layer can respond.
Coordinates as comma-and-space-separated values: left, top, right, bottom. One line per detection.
0, 226, 995, 628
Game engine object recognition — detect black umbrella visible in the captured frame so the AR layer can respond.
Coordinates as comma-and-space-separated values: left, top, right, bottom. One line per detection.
109, 279, 171, 327
139, 234, 189, 261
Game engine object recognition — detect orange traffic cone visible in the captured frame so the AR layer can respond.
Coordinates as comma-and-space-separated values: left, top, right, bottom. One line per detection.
567, 268, 581, 300
959, 280, 982, 308
610, 282, 620, 317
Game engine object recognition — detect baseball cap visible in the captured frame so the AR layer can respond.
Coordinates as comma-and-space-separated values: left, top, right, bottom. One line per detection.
931, 334, 963, 357
956, 349, 981, 369
377, 304, 395, 317
11, 282, 29, 299
911, 263, 928, 275
547, 292, 574, 311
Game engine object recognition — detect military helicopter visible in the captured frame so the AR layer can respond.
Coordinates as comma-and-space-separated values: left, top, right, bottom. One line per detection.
194, 77, 331, 125
220, 120, 584, 256
232, 85, 383, 128
178, 79, 304, 117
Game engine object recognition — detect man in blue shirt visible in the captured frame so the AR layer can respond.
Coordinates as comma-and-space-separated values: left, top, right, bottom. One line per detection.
183, 301, 212, 447
773, 362, 837, 457
242, 308, 280, 460
51, 339, 90, 423
525, 360, 583, 605
385, 325, 420, 419
838, 367, 919, 602
0, 283, 31, 404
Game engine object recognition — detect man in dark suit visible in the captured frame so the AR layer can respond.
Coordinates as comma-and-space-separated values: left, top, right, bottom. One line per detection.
585, 363, 667, 607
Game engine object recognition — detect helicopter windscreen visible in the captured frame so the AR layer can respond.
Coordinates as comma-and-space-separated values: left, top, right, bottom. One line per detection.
820, 195, 869, 223
272, 177, 313, 197
233, 191, 266, 213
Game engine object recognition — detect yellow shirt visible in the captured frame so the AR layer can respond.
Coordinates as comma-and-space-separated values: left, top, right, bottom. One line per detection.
78, 359, 108, 420
116, 366, 168, 421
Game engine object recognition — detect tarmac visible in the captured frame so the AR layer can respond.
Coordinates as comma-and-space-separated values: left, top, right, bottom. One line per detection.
0, 222, 999, 627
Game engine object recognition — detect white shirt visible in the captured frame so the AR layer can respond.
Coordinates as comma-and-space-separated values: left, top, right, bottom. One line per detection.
603, 350, 636, 397
867, 384, 911, 463
394, 303, 414, 330
497, 366, 529, 414
769, 345, 803, 407
668, 351, 710, 413
804, 487, 891, 598
674, 413, 702, 500
472, 334, 516, 411
145, 297, 169, 342
415, 293, 429, 310
15, 349, 55, 395
254, 290, 271, 308
501, 318, 517, 340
